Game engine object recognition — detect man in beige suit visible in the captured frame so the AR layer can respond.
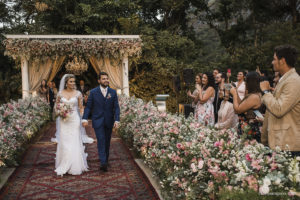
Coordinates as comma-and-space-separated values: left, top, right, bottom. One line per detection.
261, 45, 300, 157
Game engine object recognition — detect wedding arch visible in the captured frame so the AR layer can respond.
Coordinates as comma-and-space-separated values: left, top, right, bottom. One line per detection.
3, 35, 142, 98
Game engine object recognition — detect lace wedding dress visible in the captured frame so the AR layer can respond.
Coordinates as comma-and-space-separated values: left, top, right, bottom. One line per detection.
55, 91, 88, 176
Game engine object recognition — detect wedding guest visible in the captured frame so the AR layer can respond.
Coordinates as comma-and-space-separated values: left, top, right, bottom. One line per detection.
78, 79, 89, 95
230, 72, 262, 141
38, 79, 49, 101
271, 72, 280, 91
213, 68, 219, 80
51, 81, 58, 120
78, 79, 89, 106
52, 81, 58, 99
215, 88, 238, 130
234, 71, 246, 100
195, 72, 215, 127
48, 82, 55, 113
260, 45, 300, 157
213, 73, 226, 123
187, 73, 202, 109
226, 69, 231, 83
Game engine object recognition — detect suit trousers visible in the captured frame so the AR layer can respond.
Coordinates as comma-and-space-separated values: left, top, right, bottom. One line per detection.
94, 126, 112, 165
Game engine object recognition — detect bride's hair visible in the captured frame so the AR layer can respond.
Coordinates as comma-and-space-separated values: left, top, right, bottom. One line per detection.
64, 74, 76, 89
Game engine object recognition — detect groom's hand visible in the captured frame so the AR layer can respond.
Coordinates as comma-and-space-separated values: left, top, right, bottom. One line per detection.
82, 121, 88, 127
113, 121, 120, 129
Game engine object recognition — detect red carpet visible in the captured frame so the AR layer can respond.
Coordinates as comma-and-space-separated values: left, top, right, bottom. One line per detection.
0, 122, 159, 200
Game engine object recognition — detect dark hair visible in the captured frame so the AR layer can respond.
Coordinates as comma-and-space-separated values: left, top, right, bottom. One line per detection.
202, 72, 215, 90
196, 73, 202, 78
245, 72, 261, 94
213, 68, 220, 73
260, 70, 269, 76
237, 71, 246, 77
64, 74, 76, 89
98, 72, 108, 80
221, 72, 227, 79
274, 45, 298, 68
40, 79, 48, 89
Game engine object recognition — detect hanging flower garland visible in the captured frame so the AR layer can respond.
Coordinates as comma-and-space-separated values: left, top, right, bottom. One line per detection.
3, 38, 142, 61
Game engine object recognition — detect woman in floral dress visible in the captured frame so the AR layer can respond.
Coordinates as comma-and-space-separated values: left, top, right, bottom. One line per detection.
187, 73, 202, 108
230, 72, 262, 141
194, 72, 215, 127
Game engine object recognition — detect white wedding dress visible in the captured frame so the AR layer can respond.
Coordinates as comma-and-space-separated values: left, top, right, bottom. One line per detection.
55, 91, 88, 176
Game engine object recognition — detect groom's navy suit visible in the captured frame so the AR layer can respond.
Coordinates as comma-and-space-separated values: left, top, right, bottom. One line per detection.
83, 86, 120, 165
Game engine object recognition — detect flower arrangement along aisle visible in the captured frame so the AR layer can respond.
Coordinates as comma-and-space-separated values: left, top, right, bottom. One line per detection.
0, 97, 50, 167
118, 95, 300, 200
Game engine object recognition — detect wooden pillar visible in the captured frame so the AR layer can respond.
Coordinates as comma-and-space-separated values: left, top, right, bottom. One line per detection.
122, 55, 129, 96
21, 57, 30, 99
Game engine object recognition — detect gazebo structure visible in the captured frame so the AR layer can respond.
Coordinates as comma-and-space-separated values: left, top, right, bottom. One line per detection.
3, 35, 142, 98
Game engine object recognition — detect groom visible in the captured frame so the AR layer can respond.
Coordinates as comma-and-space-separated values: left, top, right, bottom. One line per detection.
82, 72, 120, 172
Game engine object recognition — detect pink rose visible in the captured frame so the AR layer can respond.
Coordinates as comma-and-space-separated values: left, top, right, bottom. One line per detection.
214, 141, 221, 147
246, 153, 252, 161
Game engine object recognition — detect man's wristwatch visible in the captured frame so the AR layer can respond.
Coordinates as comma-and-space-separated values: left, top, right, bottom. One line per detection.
263, 90, 270, 94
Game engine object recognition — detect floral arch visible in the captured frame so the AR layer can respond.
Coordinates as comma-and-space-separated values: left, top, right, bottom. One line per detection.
3, 35, 142, 98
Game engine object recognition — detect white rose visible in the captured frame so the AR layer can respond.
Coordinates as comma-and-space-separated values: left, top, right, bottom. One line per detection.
259, 185, 270, 195
263, 177, 271, 186
198, 160, 204, 169
274, 178, 281, 185
191, 163, 197, 172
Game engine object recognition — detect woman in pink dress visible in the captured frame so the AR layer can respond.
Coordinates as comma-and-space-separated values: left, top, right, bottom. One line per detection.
194, 72, 215, 127
215, 88, 238, 130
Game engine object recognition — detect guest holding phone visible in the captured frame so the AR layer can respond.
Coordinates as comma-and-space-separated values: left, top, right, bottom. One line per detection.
230, 72, 262, 142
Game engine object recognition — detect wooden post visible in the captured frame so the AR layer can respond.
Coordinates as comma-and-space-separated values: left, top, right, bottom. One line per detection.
122, 55, 129, 96
21, 57, 30, 99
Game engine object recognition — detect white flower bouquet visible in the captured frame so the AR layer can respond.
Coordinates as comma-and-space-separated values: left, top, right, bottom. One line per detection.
55, 102, 72, 121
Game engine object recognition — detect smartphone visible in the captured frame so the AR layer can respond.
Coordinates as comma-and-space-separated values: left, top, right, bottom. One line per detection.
253, 110, 264, 119
227, 69, 231, 73
231, 82, 236, 87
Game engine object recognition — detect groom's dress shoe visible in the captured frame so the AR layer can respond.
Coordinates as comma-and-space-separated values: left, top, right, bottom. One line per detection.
100, 164, 108, 172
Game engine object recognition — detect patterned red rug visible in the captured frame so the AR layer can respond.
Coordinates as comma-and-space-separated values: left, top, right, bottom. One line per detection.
0, 122, 159, 200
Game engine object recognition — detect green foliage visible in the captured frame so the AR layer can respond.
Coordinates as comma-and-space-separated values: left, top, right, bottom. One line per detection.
0, 36, 21, 104
1, 0, 299, 108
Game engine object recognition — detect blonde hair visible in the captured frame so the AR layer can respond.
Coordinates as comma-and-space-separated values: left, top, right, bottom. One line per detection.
64, 74, 76, 89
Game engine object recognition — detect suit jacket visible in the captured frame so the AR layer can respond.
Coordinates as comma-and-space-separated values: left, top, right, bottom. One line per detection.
48, 88, 55, 106
83, 86, 120, 129
261, 68, 300, 151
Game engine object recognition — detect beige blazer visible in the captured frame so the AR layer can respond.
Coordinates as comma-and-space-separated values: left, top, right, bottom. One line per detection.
261, 68, 300, 151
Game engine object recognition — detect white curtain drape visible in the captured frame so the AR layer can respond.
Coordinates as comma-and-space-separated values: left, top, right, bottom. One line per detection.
29, 56, 66, 93
89, 56, 122, 90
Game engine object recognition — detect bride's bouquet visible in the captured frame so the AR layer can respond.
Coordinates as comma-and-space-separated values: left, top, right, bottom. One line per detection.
55, 102, 72, 121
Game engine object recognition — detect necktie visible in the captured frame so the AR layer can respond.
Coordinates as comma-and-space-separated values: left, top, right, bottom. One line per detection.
102, 88, 107, 97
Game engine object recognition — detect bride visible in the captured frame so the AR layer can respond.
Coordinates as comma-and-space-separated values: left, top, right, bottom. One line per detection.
54, 74, 88, 176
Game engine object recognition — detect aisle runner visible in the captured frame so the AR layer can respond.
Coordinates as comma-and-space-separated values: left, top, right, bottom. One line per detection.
0, 123, 159, 200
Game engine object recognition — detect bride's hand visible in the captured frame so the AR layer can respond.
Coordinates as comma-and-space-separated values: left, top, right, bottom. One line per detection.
82, 121, 88, 127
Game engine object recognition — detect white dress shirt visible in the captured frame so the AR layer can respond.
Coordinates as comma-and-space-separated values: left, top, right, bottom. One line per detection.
100, 86, 107, 97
